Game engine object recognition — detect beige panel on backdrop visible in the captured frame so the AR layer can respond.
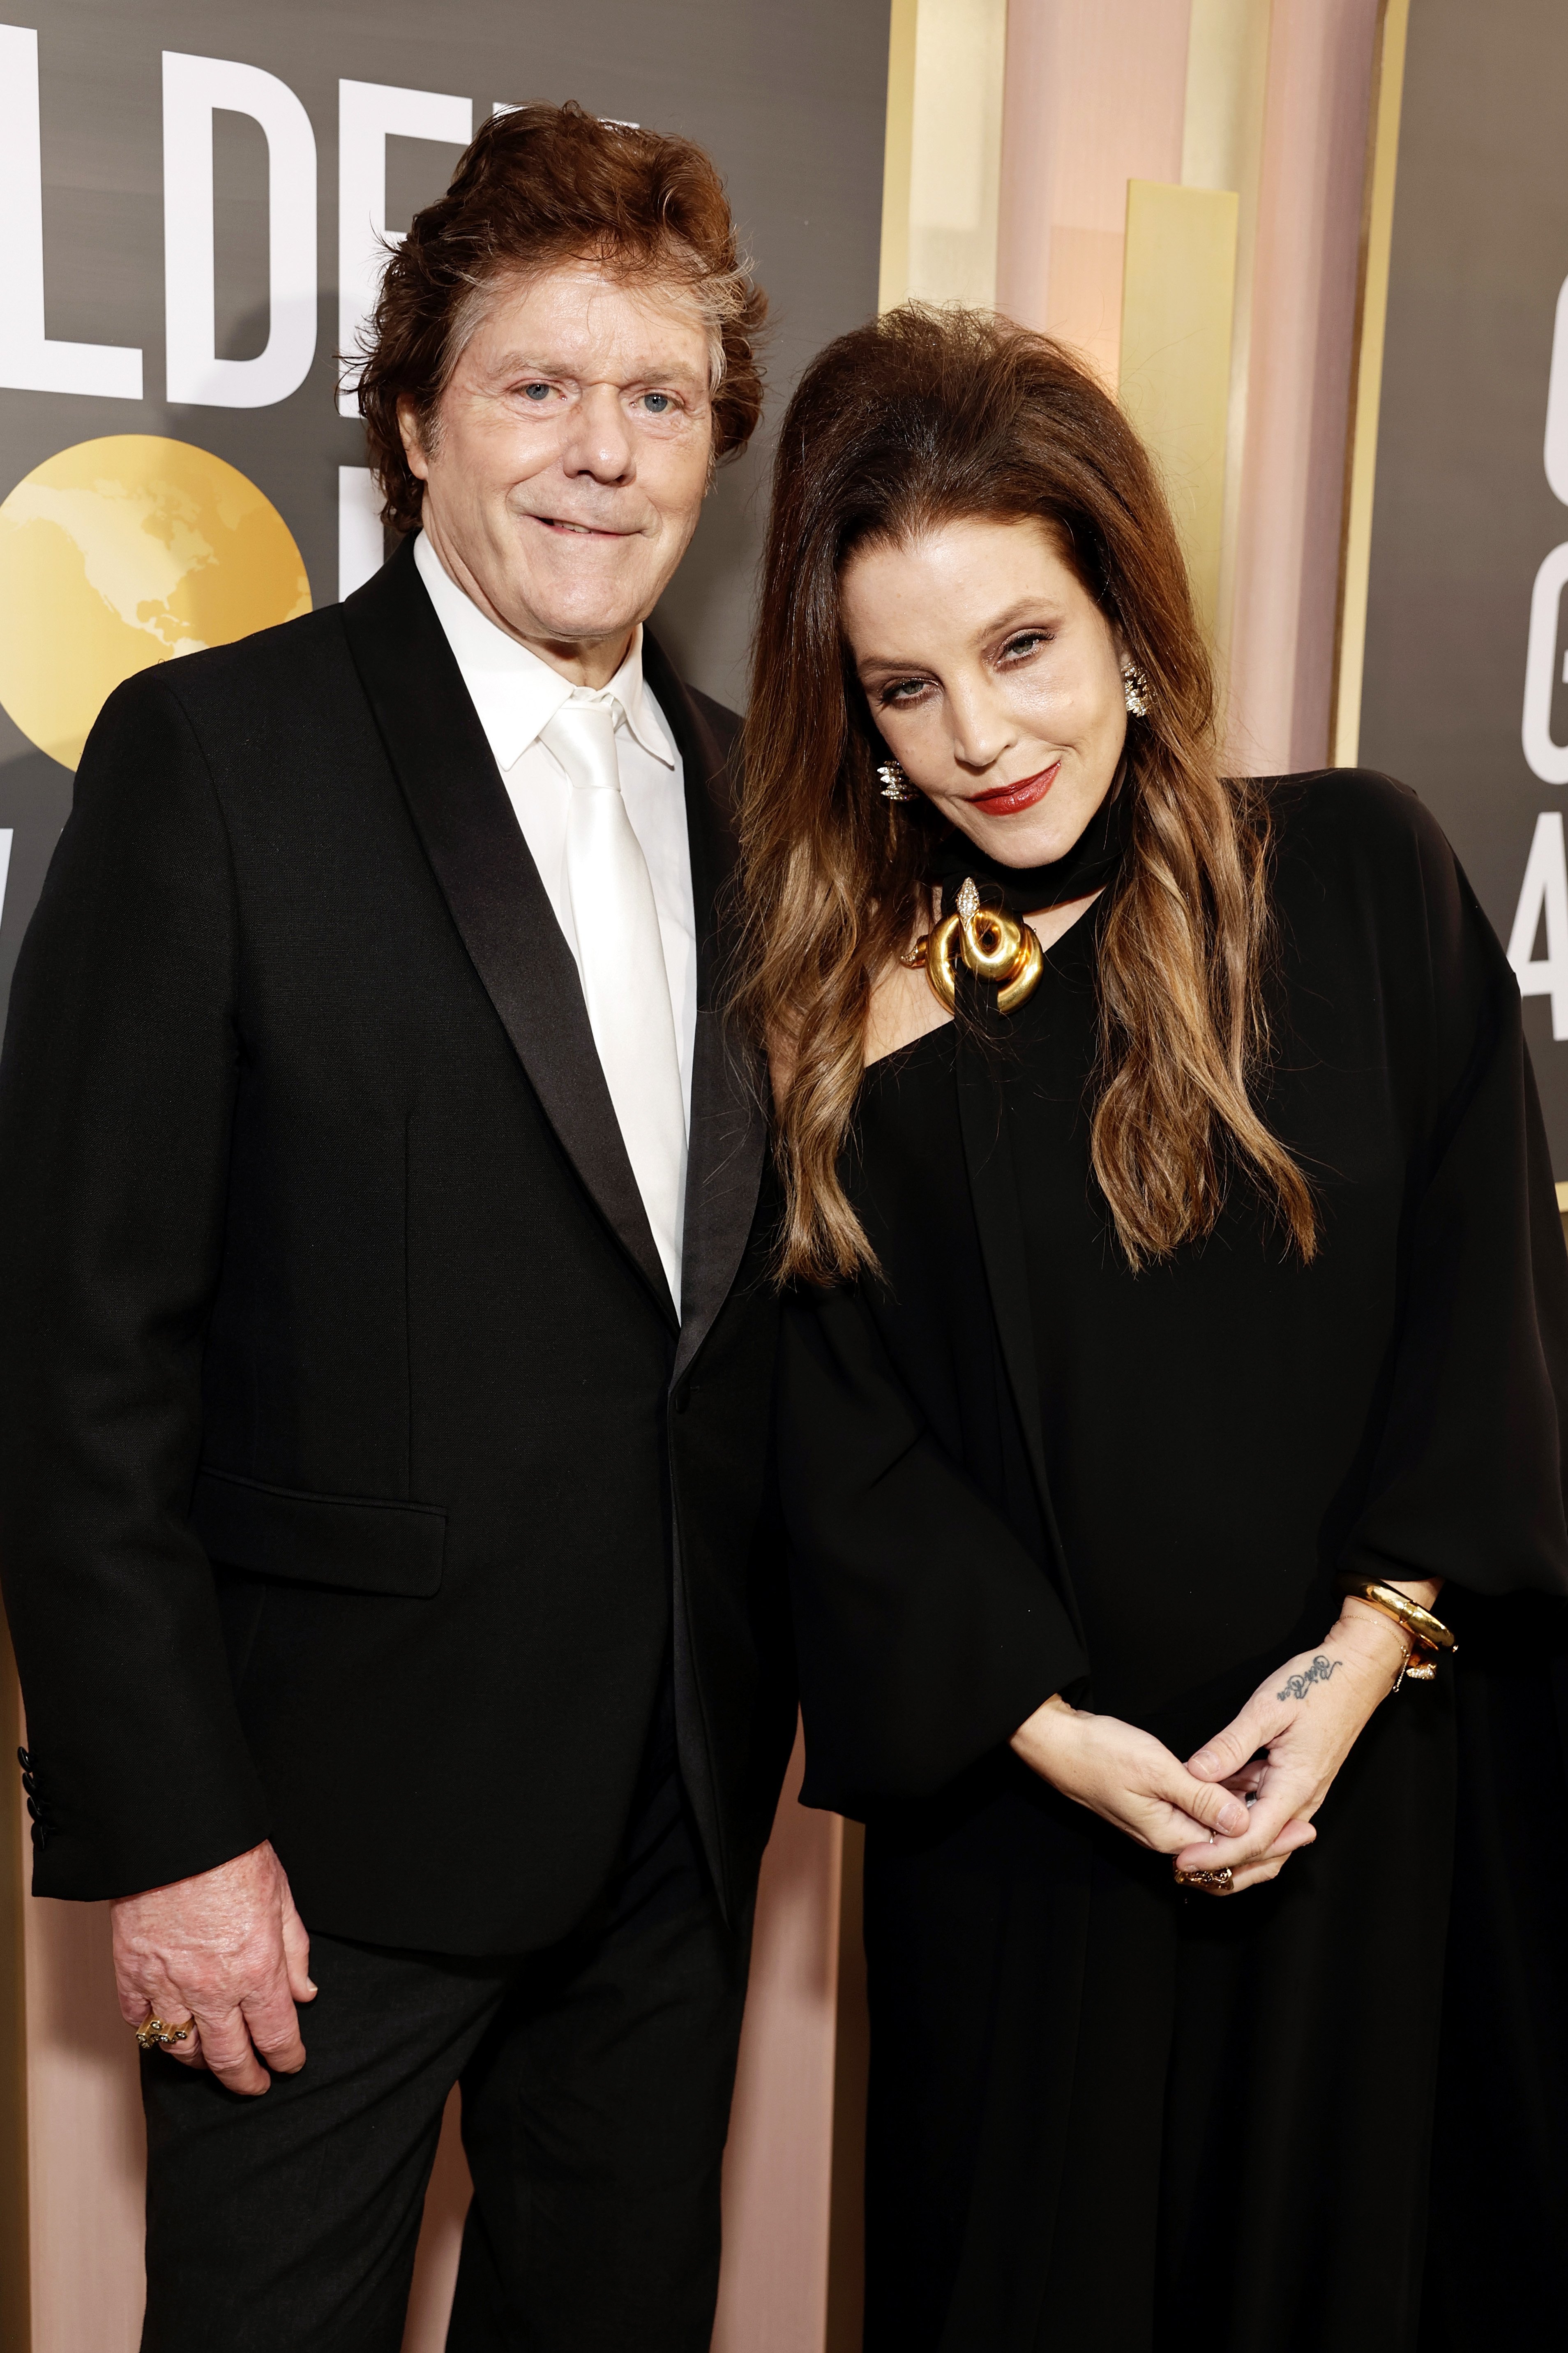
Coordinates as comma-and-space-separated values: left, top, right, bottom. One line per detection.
908, 0, 1007, 307
880, 0, 1007, 312
1119, 181, 1240, 639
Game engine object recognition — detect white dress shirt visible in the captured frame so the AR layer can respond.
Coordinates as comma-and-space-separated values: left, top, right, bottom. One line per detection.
414, 531, 697, 1132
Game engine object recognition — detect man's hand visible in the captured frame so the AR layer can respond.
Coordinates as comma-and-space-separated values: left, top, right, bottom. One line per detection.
112, 1840, 316, 2097
1011, 1693, 1268, 1853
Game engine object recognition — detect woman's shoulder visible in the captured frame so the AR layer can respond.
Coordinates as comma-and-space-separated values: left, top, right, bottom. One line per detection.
1250, 764, 1441, 852
1249, 767, 1503, 1016
1248, 767, 1462, 913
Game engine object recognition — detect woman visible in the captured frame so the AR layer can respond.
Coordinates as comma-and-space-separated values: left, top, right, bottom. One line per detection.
736, 308, 1568, 2350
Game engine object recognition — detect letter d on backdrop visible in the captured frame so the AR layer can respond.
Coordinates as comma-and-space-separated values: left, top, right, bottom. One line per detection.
163, 51, 317, 408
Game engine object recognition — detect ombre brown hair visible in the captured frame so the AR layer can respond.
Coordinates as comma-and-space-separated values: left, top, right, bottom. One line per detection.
357, 102, 766, 533
734, 305, 1316, 1281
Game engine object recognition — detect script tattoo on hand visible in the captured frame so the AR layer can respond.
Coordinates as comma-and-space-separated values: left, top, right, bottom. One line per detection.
1277, 1654, 1341, 1703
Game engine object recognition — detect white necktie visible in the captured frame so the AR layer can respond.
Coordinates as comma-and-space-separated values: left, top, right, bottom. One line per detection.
541, 692, 687, 1308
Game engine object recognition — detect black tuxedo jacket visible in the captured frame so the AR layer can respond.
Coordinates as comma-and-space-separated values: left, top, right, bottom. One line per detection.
0, 537, 794, 1954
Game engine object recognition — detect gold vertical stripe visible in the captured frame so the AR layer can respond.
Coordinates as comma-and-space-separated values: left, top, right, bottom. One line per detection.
878, 0, 920, 312
0, 1638, 30, 2352
1330, 0, 1412, 767
1119, 180, 1241, 642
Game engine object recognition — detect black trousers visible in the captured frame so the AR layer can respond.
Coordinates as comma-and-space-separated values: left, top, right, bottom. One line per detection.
138, 1739, 749, 2353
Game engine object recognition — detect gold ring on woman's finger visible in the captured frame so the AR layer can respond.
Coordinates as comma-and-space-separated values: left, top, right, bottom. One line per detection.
1171, 1862, 1233, 1894
135, 2014, 194, 2053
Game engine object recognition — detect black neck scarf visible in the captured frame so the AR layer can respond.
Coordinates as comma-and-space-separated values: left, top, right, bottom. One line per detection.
932, 768, 1132, 917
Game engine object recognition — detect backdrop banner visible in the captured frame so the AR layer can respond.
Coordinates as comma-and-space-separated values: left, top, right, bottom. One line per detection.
1358, 0, 1568, 1170
0, 0, 888, 1024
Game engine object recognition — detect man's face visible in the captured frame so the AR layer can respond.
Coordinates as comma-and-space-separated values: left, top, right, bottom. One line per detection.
401, 261, 716, 682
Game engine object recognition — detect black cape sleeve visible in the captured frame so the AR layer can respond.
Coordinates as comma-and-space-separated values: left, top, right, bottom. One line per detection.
1337, 803, 1568, 1601
779, 1282, 1087, 1815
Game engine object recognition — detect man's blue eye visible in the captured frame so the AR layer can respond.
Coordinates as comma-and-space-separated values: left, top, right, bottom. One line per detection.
522, 383, 552, 401
643, 393, 671, 413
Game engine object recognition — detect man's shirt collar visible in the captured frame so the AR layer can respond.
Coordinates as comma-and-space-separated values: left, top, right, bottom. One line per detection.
413, 529, 675, 774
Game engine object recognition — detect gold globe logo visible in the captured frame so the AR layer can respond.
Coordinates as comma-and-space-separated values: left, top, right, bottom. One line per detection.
0, 434, 311, 770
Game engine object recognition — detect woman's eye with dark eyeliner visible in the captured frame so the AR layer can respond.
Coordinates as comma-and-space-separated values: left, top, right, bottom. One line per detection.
880, 678, 930, 706
1002, 631, 1048, 660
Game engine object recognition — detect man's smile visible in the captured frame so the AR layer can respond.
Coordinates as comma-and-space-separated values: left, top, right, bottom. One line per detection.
531, 513, 638, 539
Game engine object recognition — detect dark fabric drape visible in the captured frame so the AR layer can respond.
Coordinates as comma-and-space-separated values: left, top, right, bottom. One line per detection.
780, 770, 1568, 2351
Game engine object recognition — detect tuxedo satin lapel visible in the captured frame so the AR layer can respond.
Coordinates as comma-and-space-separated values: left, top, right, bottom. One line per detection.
642, 634, 768, 1387
341, 540, 678, 1328
673, 1009, 768, 1392
954, 1023, 1088, 1653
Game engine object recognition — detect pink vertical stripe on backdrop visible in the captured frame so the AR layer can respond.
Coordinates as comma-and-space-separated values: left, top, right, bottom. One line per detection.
1228, 0, 1381, 775
997, 0, 1194, 383
23, 1871, 145, 2353
710, 1729, 842, 2353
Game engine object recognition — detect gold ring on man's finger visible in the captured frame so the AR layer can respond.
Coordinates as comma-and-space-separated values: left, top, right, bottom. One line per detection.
1171, 1862, 1234, 1894
135, 2014, 194, 2053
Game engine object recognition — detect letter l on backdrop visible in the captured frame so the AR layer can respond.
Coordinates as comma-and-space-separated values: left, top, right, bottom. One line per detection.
0, 22, 143, 397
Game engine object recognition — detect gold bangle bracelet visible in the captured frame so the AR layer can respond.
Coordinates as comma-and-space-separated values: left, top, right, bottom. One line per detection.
1335, 1577, 1456, 1685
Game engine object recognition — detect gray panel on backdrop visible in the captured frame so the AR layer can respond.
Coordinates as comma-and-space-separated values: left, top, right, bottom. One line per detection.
0, 0, 889, 1022
1359, 0, 1568, 1170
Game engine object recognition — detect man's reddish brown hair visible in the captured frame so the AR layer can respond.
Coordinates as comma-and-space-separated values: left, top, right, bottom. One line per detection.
357, 101, 767, 532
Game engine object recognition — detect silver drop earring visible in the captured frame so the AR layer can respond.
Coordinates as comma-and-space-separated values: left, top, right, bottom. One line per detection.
1121, 659, 1151, 719
878, 758, 915, 803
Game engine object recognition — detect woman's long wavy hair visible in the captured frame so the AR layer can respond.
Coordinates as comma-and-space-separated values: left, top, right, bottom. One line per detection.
733, 305, 1317, 1283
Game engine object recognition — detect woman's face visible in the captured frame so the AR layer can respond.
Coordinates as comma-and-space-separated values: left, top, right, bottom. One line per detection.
839, 513, 1128, 868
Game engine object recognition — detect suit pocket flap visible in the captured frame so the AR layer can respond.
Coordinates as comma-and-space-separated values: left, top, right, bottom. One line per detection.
191, 1469, 445, 1598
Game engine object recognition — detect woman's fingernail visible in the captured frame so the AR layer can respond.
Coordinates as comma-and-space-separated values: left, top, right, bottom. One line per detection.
1218, 1799, 1247, 1833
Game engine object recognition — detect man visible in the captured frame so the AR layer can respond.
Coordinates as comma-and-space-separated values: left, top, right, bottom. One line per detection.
0, 104, 793, 2351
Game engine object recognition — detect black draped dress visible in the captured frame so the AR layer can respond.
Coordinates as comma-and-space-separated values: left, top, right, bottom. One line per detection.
778, 770, 1568, 2353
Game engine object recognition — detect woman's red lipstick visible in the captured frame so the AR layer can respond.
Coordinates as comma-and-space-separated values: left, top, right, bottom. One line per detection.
968, 759, 1060, 817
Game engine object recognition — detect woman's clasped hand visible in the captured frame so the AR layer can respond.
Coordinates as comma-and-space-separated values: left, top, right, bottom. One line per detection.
1012, 1586, 1427, 1893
